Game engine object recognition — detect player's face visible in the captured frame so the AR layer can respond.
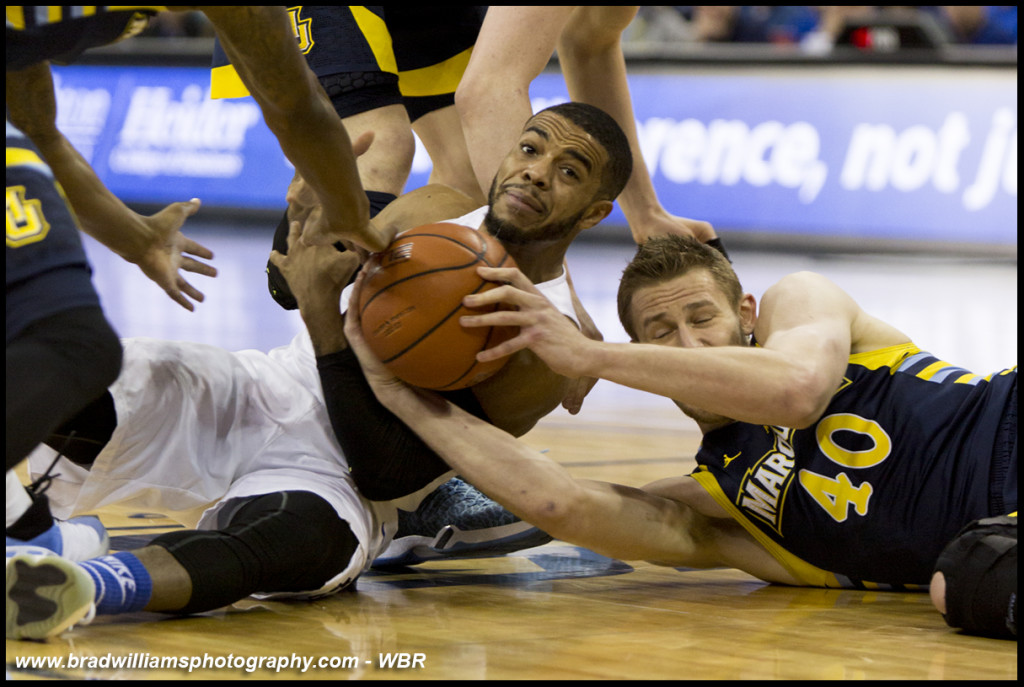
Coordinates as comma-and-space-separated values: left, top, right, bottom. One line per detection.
485, 112, 610, 244
629, 269, 753, 426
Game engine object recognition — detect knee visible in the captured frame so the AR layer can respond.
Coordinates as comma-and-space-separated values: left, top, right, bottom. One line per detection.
933, 515, 1017, 639
152, 492, 361, 613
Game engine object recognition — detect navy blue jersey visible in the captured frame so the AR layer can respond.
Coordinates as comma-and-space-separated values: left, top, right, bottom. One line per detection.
691, 343, 1017, 589
6, 6, 158, 70
6, 123, 102, 342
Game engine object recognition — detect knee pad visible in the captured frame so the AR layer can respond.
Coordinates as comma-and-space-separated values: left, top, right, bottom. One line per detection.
151, 491, 360, 614
934, 515, 1017, 639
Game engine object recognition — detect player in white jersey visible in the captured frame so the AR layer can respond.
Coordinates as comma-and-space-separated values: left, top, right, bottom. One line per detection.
7, 102, 638, 639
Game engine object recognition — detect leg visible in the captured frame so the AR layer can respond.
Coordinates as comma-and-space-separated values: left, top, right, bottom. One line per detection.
6, 306, 121, 472
144, 491, 361, 614
6, 388, 117, 560
455, 6, 573, 193
6, 491, 362, 639
7, 128, 122, 559
412, 104, 485, 204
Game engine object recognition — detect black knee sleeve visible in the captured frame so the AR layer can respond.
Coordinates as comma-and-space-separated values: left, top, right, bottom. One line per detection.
317, 347, 488, 501
934, 515, 1017, 639
6, 306, 121, 470
266, 191, 398, 310
43, 391, 117, 467
150, 491, 359, 615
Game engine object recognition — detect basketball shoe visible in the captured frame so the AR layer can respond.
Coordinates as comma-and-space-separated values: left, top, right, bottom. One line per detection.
372, 477, 552, 568
6, 516, 109, 563
7, 442, 110, 562
6, 545, 96, 640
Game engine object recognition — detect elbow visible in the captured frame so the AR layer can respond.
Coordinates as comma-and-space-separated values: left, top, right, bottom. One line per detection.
520, 483, 588, 541
774, 370, 833, 429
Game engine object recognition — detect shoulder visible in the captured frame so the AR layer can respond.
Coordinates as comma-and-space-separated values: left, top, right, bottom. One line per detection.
372, 185, 481, 236
757, 271, 860, 337
760, 271, 911, 354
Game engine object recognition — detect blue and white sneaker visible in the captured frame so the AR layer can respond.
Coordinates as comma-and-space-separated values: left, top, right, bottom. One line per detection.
6, 545, 96, 640
6, 515, 109, 562
372, 477, 552, 568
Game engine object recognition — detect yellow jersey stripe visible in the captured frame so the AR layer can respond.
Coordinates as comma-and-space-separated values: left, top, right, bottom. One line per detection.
6, 6, 26, 29
349, 5, 396, 75
848, 342, 920, 372
953, 372, 981, 385
210, 64, 252, 100
398, 46, 472, 97
917, 360, 951, 380
6, 147, 47, 170
690, 468, 843, 588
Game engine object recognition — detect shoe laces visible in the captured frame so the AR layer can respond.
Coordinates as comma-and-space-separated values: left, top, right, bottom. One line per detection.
26, 431, 76, 499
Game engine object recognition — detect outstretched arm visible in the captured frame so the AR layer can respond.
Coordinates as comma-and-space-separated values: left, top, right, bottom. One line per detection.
199, 6, 391, 252
340, 270, 719, 565
462, 266, 860, 429
6, 61, 216, 311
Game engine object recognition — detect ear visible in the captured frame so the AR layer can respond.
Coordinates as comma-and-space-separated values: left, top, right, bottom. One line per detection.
738, 293, 757, 336
577, 199, 614, 231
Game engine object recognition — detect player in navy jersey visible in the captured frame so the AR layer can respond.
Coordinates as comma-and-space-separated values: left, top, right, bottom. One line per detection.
345, 234, 1016, 639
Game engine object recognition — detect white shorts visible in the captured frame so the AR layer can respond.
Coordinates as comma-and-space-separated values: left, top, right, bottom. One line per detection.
29, 335, 393, 598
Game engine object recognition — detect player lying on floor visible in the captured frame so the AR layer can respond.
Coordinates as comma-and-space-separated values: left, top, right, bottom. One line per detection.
6, 102, 640, 640
342, 234, 1017, 640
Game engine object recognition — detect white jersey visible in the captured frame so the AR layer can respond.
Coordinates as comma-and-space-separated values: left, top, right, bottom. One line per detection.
28, 206, 578, 598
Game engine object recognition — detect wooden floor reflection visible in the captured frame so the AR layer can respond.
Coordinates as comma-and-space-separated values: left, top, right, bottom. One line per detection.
6, 416, 1017, 681
6, 225, 1017, 680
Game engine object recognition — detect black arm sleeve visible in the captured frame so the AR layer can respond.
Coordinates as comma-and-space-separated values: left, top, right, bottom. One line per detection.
316, 347, 490, 501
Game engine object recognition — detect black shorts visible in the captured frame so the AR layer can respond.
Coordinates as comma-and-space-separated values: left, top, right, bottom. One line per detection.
210, 6, 485, 121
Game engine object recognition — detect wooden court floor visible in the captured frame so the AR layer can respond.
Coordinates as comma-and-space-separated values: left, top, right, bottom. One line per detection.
6, 405, 1017, 681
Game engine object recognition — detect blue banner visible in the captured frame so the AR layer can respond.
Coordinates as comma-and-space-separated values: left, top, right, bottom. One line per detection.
50, 64, 1016, 245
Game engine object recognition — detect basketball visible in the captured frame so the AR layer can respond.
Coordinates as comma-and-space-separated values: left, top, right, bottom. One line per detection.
357, 222, 518, 390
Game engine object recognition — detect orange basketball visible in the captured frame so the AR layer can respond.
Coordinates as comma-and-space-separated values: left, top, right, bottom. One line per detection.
358, 222, 518, 390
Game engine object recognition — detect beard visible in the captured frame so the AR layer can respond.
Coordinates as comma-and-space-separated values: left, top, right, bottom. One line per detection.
484, 179, 583, 246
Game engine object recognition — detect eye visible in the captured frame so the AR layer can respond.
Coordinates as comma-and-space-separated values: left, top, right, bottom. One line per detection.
560, 165, 579, 179
692, 314, 715, 327
520, 143, 536, 155
648, 327, 673, 341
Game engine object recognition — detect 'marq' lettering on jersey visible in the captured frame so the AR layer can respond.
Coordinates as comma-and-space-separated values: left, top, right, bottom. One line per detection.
737, 426, 797, 533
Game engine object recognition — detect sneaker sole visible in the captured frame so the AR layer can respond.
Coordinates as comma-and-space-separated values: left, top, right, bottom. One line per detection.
6, 553, 95, 640
373, 523, 553, 568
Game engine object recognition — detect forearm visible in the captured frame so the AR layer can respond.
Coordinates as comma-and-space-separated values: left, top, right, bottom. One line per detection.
299, 300, 348, 358
377, 382, 709, 563
377, 384, 579, 528
7, 62, 153, 257
580, 339, 832, 428
30, 132, 157, 258
265, 95, 370, 235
